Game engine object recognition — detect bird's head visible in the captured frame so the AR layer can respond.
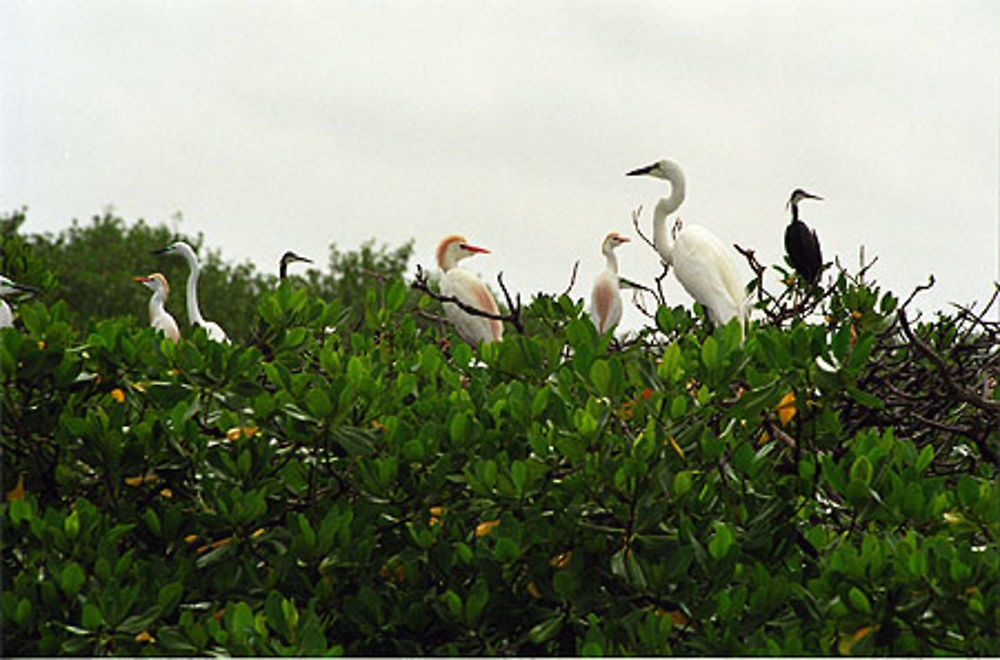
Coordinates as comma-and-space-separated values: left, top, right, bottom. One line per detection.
436, 235, 490, 271
602, 232, 630, 253
0, 276, 39, 297
133, 273, 170, 299
787, 189, 823, 210
281, 251, 313, 266
151, 241, 195, 259
626, 159, 682, 182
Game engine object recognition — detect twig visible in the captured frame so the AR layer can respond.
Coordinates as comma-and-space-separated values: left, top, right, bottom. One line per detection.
411, 264, 525, 334
899, 275, 935, 312
898, 309, 1000, 414
630, 205, 653, 249
561, 260, 580, 297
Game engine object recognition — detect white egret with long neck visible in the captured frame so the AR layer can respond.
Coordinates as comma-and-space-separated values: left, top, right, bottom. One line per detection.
627, 159, 747, 328
133, 272, 181, 343
152, 241, 229, 343
436, 235, 503, 346
0, 275, 38, 329
590, 232, 630, 334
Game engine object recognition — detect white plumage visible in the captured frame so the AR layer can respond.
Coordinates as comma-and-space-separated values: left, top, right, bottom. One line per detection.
436, 235, 503, 346
590, 232, 629, 334
133, 272, 181, 343
154, 241, 230, 343
628, 159, 747, 328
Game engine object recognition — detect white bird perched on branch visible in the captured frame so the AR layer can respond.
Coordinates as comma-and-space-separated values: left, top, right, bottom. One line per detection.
436, 235, 503, 346
0, 275, 38, 329
133, 272, 181, 343
590, 232, 630, 334
627, 159, 747, 328
152, 241, 229, 343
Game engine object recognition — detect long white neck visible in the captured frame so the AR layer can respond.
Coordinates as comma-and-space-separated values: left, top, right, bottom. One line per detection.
148, 288, 168, 325
652, 164, 685, 266
653, 199, 675, 265
603, 245, 620, 275
182, 251, 206, 326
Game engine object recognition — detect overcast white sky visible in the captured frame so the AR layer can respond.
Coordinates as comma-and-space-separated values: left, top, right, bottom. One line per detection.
3, 1, 997, 329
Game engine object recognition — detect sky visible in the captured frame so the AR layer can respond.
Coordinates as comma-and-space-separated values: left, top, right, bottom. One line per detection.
3, 1, 998, 330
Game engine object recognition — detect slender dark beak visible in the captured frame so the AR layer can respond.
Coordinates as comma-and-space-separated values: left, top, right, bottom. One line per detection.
292, 253, 313, 264
626, 163, 657, 177
11, 282, 40, 295
151, 247, 169, 255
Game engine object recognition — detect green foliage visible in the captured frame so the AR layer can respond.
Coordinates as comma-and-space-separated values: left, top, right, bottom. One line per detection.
1, 210, 998, 656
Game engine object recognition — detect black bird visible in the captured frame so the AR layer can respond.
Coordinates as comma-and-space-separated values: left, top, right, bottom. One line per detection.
279, 251, 312, 279
784, 189, 824, 286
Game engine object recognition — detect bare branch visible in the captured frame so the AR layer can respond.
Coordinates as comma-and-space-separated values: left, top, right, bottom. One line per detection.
411, 264, 525, 335
898, 309, 1000, 414
561, 260, 580, 298
630, 205, 653, 249
900, 274, 935, 311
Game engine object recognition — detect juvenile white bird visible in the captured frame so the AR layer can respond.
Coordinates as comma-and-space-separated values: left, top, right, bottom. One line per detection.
279, 251, 312, 279
133, 272, 181, 343
627, 159, 747, 328
436, 235, 503, 346
153, 241, 229, 343
0, 275, 38, 329
590, 232, 630, 334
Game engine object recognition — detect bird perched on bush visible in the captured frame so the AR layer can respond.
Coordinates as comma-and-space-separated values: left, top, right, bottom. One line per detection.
133, 272, 180, 343
784, 188, 824, 286
0, 275, 38, 329
436, 235, 503, 346
590, 232, 630, 334
152, 241, 229, 343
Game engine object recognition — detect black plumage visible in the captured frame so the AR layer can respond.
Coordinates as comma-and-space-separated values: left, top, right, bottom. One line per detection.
784, 189, 823, 286
279, 251, 313, 279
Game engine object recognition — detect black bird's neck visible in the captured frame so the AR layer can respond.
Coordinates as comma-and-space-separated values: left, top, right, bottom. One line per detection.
279, 261, 288, 279
789, 202, 801, 224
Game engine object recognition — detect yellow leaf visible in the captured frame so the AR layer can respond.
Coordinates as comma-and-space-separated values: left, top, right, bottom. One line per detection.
184, 534, 199, 544
526, 581, 542, 599
852, 310, 863, 319
852, 625, 874, 642
243, 426, 259, 438
226, 427, 242, 442
668, 435, 685, 459
758, 431, 771, 445
372, 420, 388, 431
124, 476, 145, 487
475, 519, 499, 538
37, 340, 46, 350
159, 488, 173, 498
5, 473, 25, 502
549, 550, 572, 569
111, 388, 125, 403
428, 506, 445, 517
134, 630, 156, 643
776, 391, 796, 426
942, 511, 962, 524
655, 608, 691, 629
250, 527, 265, 538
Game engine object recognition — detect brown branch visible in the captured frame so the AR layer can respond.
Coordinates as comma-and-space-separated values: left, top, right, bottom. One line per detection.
898, 309, 1000, 414
630, 205, 653, 249
899, 275, 935, 312
411, 264, 525, 335
561, 260, 580, 298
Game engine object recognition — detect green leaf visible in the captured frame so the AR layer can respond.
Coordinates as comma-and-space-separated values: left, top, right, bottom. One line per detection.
464, 578, 488, 625
915, 444, 934, 472
82, 602, 103, 630
158, 582, 183, 617
442, 590, 462, 620
658, 343, 682, 383
305, 388, 333, 419
528, 614, 564, 644
117, 605, 162, 634
590, 359, 611, 395
385, 278, 407, 311
60, 562, 85, 596
708, 522, 733, 560
849, 455, 873, 486
673, 471, 693, 497
701, 336, 720, 370
848, 586, 872, 614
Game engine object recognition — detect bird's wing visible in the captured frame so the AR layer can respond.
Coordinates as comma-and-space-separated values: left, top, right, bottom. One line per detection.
441, 268, 502, 344
785, 222, 822, 283
590, 271, 623, 334
202, 320, 230, 343
673, 226, 746, 324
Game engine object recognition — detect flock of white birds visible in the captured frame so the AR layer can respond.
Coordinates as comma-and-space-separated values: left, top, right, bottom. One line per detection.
0, 159, 826, 345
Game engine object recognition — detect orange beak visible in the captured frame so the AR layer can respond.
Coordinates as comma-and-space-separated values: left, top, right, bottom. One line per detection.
461, 244, 490, 254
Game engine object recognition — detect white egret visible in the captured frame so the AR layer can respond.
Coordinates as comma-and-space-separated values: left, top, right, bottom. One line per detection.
590, 232, 630, 334
785, 189, 824, 286
627, 159, 747, 328
133, 272, 181, 343
436, 235, 503, 346
152, 241, 229, 343
0, 275, 38, 329
279, 251, 312, 279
